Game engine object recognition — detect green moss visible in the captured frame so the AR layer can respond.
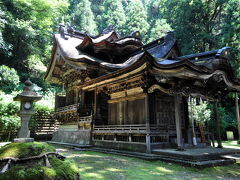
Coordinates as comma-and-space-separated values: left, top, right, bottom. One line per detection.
0, 158, 79, 180
0, 165, 45, 180
0, 142, 56, 159
0, 142, 80, 179
49, 157, 79, 180
59, 150, 240, 180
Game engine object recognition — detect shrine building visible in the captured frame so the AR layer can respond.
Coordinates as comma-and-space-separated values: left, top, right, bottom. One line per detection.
45, 25, 240, 153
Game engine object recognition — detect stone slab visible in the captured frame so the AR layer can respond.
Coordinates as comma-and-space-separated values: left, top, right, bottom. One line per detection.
48, 141, 92, 148
13, 138, 34, 143
152, 147, 240, 161
221, 154, 240, 161
74, 147, 236, 168
92, 140, 147, 153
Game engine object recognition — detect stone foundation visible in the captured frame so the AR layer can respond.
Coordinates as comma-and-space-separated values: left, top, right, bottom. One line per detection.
52, 124, 91, 144
93, 140, 147, 152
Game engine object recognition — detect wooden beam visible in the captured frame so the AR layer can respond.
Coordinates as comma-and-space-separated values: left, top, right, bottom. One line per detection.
145, 94, 151, 153
174, 94, 184, 150
235, 93, 240, 144
214, 101, 223, 148
93, 88, 97, 121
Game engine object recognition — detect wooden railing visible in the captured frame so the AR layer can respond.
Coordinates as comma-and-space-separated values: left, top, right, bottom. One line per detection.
79, 115, 92, 122
93, 124, 177, 134
93, 124, 170, 143
94, 124, 147, 134
56, 103, 79, 113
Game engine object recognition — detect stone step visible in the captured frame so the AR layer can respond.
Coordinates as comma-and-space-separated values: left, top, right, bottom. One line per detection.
47, 141, 92, 148
77, 147, 236, 168
49, 143, 238, 168
220, 154, 240, 161
152, 147, 240, 161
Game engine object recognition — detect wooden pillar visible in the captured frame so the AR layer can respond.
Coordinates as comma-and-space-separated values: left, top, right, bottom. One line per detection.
94, 89, 97, 119
183, 97, 189, 143
74, 88, 78, 104
129, 134, 132, 142
81, 90, 85, 106
214, 101, 223, 148
174, 94, 184, 150
90, 88, 97, 143
145, 94, 151, 153
93, 88, 98, 128
235, 93, 240, 144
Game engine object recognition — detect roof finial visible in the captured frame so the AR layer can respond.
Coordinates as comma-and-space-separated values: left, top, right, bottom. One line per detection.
102, 25, 115, 34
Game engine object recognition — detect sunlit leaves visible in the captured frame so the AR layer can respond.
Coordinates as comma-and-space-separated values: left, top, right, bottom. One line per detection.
101, 0, 126, 33
125, 0, 149, 40
69, 0, 97, 35
148, 19, 172, 42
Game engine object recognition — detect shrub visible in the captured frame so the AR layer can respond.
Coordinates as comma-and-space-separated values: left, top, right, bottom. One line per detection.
0, 65, 19, 93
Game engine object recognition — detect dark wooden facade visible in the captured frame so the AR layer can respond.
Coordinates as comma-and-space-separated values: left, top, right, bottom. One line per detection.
45, 25, 240, 152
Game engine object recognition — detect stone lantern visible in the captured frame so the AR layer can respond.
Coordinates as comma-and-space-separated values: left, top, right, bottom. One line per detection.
13, 79, 42, 142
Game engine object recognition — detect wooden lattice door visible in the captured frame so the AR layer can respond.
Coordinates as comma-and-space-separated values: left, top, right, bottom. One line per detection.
156, 95, 175, 127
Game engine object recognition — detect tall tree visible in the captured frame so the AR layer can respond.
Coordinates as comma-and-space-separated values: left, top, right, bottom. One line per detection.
220, 0, 240, 75
125, 0, 149, 40
156, 0, 229, 54
0, 4, 12, 56
69, 0, 98, 35
0, 0, 69, 72
99, 0, 126, 33
148, 19, 172, 42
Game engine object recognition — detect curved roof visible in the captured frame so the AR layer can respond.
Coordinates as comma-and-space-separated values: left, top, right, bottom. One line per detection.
45, 25, 240, 94
45, 27, 178, 81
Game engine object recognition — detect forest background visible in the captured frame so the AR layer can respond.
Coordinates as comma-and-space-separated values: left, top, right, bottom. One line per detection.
0, 0, 239, 139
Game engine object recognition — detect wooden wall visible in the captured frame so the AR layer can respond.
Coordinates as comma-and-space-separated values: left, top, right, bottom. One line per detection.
108, 97, 146, 125
149, 91, 186, 127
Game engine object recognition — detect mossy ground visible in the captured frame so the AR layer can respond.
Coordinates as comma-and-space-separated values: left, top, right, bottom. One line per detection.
0, 142, 79, 180
55, 145, 240, 180
1, 142, 240, 180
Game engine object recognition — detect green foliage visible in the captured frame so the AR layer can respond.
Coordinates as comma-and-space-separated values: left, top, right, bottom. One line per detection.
148, 19, 172, 42
190, 100, 211, 125
125, 0, 149, 40
0, 91, 20, 132
100, 0, 126, 33
0, 5, 12, 56
0, 65, 20, 93
0, 0, 69, 71
208, 104, 236, 136
69, 0, 97, 35
19, 72, 61, 96
220, 0, 240, 74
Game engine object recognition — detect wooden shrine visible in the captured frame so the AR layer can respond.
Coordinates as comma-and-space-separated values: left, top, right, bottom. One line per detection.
45, 25, 240, 152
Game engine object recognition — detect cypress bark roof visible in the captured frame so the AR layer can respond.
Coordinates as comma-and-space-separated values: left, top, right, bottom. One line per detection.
45, 25, 240, 94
